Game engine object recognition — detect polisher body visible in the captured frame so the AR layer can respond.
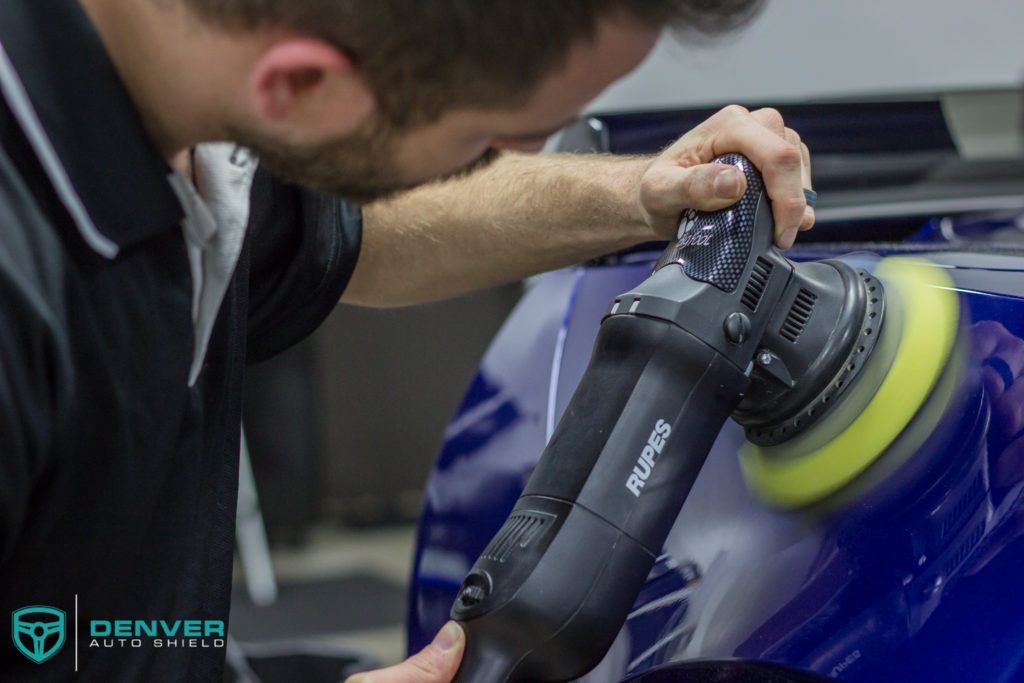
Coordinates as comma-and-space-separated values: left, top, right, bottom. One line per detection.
447, 156, 893, 682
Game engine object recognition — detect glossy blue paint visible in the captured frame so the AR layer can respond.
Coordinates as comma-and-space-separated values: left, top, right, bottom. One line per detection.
408, 233, 1024, 681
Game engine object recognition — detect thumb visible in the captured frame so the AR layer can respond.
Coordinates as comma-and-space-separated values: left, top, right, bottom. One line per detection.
645, 162, 748, 218
346, 622, 465, 683
671, 163, 748, 210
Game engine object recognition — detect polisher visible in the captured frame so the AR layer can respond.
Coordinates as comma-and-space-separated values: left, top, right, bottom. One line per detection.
449, 154, 959, 682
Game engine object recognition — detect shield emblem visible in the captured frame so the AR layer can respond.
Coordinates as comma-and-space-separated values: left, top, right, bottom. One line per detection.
11, 606, 66, 664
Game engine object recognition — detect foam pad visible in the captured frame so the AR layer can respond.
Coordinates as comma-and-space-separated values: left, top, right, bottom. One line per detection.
740, 257, 959, 508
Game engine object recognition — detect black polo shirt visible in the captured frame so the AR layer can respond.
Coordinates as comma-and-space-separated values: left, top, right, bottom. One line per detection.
0, 1, 361, 680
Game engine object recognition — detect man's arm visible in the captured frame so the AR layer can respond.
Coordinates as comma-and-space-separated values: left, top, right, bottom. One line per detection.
344, 106, 814, 308
347, 152, 652, 306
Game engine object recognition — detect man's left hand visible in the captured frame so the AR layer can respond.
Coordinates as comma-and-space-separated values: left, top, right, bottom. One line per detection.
637, 105, 814, 249
346, 622, 464, 683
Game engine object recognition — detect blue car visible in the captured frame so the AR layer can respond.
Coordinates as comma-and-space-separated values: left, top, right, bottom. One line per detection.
407, 93, 1024, 682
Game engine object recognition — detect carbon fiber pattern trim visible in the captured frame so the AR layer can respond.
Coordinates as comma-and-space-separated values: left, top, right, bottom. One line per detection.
657, 154, 765, 292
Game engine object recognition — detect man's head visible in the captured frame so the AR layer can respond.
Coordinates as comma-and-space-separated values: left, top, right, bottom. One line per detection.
179, 0, 763, 200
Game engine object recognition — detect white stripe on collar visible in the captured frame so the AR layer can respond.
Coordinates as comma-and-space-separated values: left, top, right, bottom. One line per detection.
0, 37, 120, 259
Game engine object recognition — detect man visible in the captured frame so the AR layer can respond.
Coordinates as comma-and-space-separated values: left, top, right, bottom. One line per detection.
0, 0, 813, 680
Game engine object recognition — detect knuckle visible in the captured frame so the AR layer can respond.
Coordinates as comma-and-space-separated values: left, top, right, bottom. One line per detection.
684, 169, 712, 196
779, 195, 807, 216
800, 210, 816, 230
1002, 336, 1024, 358
756, 107, 785, 129
772, 145, 803, 171
972, 321, 1003, 349
784, 127, 802, 145
721, 104, 750, 119
676, 181, 701, 207
409, 651, 442, 678
647, 172, 678, 206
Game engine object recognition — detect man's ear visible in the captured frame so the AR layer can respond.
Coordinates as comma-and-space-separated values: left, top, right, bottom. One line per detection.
249, 37, 374, 138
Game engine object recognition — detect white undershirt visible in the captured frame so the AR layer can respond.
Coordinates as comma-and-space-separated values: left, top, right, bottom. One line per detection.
168, 144, 258, 387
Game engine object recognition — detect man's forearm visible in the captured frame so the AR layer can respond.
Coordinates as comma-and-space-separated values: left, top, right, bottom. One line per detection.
345, 152, 654, 307
345, 105, 817, 308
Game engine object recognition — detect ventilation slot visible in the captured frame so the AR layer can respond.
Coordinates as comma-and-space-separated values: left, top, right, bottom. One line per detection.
741, 257, 773, 312
780, 289, 818, 342
943, 521, 985, 577
481, 513, 549, 563
939, 472, 984, 540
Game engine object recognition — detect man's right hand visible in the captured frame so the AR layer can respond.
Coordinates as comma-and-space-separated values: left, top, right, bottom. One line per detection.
346, 622, 465, 683
637, 105, 815, 249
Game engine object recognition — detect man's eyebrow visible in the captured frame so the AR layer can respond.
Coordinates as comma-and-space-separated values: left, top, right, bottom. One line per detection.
501, 116, 581, 141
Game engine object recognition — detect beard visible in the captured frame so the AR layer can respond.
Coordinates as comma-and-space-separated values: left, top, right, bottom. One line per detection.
226, 117, 501, 205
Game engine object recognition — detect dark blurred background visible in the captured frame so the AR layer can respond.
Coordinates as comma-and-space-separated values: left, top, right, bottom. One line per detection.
244, 283, 522, 538
230, 284, 522, 666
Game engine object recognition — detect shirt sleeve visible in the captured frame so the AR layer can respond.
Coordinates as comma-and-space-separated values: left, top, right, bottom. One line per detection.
245, 167, 363, 364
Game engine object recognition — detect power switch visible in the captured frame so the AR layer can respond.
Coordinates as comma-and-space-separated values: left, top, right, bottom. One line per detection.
724, 312, 752, 344
459, 585, 487, 607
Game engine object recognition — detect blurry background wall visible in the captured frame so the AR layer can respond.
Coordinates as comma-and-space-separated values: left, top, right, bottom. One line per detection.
589, 0, 1024, 113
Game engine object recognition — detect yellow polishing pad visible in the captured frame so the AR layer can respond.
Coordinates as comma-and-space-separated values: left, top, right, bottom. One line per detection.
740, 257, 959, 508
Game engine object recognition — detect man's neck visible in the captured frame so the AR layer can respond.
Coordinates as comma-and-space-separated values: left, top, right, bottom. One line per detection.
77, 0, 242, 162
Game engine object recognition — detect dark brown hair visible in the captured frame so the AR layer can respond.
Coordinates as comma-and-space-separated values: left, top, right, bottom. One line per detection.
184, 0, 764, 127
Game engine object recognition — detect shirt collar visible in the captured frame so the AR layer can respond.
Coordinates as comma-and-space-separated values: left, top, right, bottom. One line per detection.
0, 0, 184, 258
